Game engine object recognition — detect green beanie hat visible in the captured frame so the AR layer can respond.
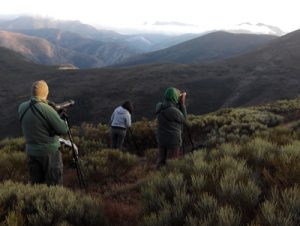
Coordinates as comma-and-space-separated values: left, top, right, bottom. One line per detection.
164, 87, 180, 104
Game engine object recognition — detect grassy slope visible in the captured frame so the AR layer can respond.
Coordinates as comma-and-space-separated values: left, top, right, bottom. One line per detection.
1, 97, 300, 226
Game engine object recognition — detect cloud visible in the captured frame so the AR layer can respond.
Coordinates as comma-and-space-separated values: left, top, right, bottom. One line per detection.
152, 21, 197, 27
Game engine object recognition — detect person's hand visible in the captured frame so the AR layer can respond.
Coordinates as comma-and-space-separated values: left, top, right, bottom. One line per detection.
179, 92, 186, 105
60, 110, 68, 120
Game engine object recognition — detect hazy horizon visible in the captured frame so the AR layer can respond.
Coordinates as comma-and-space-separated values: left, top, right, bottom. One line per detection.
1, 0, 300, 34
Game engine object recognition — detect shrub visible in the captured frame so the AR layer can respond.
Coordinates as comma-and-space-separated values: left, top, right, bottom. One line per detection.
186, 108, 283, 148
256, 97, 300, 120
124, 119, 157, 154
239, 138, 277, 168
267, 141, 300, 188
259, 186, 300, 226
81, 149, 138, 183
0, 137, 26, 152
71, 120, 157, 155
266, 126, 296, 146
0, 151, 28, 182
217, 205, 241, 226
141, 172, 189, 226
141, 137, 299, 226
70, 123, 110, 155
143, 148, 159, 165
0, 181, 108, 226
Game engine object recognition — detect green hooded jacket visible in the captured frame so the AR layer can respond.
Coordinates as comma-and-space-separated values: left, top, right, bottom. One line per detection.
18, 97, 69, 156
156, 87, 187, 148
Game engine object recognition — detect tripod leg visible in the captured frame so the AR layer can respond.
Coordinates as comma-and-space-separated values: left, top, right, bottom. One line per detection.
64, 117, 87, 188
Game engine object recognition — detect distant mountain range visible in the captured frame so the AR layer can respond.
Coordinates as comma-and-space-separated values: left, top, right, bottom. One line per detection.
1, 28, 300, 138
0, 30, 105, 67
114, 31, 277, 67
0, 16, 285, 68
0, 16, 205, 68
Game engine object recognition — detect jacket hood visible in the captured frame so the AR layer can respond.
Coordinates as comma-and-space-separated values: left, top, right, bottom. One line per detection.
164, 87, 180, 104
115, 106, 129, 115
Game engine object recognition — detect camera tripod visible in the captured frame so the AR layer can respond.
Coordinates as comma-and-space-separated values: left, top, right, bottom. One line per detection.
63, 116, 86, 188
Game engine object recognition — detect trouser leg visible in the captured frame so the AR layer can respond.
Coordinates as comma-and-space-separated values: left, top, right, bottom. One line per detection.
156, 146, 167, 169
111, 130, 118, 149
156, 146, 180, 169
116, 130, 126, 150
28, 151, 63, 186
45, 151, 63, 186
28, 155, 45, 184
111, 128, 126, 150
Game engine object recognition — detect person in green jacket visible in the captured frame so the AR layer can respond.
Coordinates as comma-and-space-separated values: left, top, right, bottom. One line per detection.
18, 80, 69, 185
156, 87, 187, 168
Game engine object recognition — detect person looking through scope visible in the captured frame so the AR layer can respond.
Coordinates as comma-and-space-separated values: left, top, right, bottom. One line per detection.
155, 87, 187, 169
18, 80, 69, 185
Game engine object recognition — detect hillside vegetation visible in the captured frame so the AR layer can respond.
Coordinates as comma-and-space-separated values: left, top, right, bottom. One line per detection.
0, 97, 299, 225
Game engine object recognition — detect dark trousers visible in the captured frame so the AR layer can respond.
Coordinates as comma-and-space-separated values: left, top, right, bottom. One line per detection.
28, 151, 63, 186
156, 145, 180, 169
111, 127, 127, 150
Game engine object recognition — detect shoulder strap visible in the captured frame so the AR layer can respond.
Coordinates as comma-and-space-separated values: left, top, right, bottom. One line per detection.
30, 100, 55, 132
19, 101, 38, 124
20, 100, 55, 134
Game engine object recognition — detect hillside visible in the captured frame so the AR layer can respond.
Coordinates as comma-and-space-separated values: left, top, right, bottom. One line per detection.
0, 97, 299, 225
114, 31, 277, 67
0, 30, 104, 67
1, 29, 300, 139
220, 29, 300, 107
0, 16, 204, 66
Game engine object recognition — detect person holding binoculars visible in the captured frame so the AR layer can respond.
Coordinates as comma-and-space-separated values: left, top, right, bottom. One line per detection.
155, 87, 187, 168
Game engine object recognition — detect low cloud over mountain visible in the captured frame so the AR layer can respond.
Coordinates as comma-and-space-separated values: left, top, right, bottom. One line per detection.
229, 22, 285, 36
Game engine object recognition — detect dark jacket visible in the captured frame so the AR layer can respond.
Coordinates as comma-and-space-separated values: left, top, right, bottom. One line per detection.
156, 100, 187, 148
18, 97, 69, 156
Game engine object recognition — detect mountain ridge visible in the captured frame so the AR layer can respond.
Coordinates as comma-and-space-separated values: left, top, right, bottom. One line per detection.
114, 31, 277, 67
0, 30, 105, 67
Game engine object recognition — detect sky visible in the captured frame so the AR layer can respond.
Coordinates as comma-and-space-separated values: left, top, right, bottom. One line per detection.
1, 0, 300, 33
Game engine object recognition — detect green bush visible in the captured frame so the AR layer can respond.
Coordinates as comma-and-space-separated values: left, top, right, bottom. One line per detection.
124, 119, 157, 154
0, 151, 28, 182
82, 149, 138, 183
259, 186, 300, 226
266, 126, 296, 145
0, 181, 108, 226
255, 97, 300, 120
144, 148, 159, 165
63, 98, 300, 153
141, 137, 300, 226
0, 137, 25, 152
239, 139, 300, 189
186, 108, 283, 148
70, 123, 110, 155
268, 142, 300, 187
71, 120, 157, 155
